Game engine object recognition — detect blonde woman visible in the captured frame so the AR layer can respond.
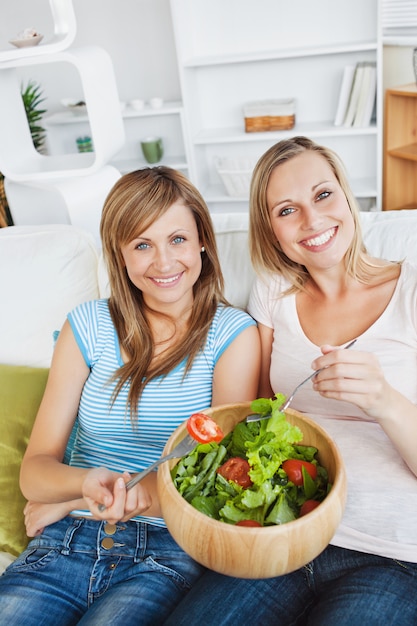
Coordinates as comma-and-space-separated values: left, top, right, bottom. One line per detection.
0, 167, 260, 625
166, 137, 417, 625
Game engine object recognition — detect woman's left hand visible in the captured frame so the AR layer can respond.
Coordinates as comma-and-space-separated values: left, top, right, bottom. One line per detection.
82, 467, 153, 524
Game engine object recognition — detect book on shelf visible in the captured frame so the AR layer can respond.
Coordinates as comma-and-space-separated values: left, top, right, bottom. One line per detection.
353, 62, 377, 127
343, 61, 367, 127
334, 65, 356, 126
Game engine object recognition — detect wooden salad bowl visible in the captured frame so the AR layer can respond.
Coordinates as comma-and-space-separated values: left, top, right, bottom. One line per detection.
157, 402, 347, 579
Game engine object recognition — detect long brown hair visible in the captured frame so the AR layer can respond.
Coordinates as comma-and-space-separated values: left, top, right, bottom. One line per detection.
100, 166, 227, 421
249, 136, 399, 293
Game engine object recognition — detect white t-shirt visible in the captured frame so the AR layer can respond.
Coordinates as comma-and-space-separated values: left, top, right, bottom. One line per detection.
248, 261, 417, 562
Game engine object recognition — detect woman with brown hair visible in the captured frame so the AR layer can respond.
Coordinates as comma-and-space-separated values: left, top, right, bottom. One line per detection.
0, 166, 260, 625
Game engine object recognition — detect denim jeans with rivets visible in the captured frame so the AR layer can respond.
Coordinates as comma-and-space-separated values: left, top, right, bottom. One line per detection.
165, 543, 417, 626
0, 516, 205, 625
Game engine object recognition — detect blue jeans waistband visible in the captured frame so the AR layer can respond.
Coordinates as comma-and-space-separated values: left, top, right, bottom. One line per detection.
30, 516, 164, 562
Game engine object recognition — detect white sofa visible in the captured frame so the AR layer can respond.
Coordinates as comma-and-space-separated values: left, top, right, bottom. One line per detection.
1, 209, 417, 573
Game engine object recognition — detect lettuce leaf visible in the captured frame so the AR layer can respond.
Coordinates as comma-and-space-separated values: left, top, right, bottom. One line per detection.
265, 491, 297, 525
246, 394, 303, 487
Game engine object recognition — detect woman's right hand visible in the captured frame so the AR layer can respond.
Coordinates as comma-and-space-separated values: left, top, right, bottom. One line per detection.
82, 467, 153, 524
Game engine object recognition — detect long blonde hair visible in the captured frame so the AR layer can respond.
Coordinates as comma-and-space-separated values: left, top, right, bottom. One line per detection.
249, 136, 399, 293
100, 166, 227, 420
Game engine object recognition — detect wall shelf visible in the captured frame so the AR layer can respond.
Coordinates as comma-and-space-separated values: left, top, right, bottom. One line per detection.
193, 122, 378, 145
44, 100, 191, 176
45, 100, 184, 125
183, 41, 379, 68
0, 0, 77, 62
388, 144, 417, 161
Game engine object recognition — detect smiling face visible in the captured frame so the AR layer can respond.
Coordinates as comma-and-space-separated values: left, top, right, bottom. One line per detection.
266, 150, 355, 273
120, 200, 202, 314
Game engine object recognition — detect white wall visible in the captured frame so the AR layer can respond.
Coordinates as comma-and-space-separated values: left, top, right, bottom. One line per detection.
1, 0, 181, 113
383, 45, 415, 90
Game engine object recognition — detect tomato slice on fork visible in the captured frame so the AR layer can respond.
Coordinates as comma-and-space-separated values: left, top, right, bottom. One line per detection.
187, 413, 224, 444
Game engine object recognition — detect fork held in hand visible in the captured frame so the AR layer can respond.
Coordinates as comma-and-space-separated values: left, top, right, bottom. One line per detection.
97, 433, 197, 512
279, 339, 357, 412
246, 339, 357, 423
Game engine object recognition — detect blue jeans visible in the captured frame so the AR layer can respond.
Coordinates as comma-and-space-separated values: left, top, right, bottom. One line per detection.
0, 516, 205, 625
165, 544, 417, 625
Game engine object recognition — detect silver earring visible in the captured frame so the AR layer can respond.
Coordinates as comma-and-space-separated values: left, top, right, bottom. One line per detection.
201, 246, 205, 252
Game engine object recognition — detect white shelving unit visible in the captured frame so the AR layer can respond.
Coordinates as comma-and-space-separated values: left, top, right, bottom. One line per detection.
0, 46, 124, 181
41, 0, 383, 213
0, 0, 124, 238
170, 0, 383, 212
44, 100, 192, 176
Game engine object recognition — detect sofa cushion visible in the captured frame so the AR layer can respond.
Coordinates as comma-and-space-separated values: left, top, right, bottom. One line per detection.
211, 212, 255, 309
0, 364, 49, 556
0, 224, 100, 367
360, 209, 417, 266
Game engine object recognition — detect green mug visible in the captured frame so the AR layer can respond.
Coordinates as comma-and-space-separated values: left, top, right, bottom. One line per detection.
141, 136, 164, 164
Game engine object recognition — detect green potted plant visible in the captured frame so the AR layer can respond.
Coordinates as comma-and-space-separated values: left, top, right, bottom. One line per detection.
21, 80, 47, 153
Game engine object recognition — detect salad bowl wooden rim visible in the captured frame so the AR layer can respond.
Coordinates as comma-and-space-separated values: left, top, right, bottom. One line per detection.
157, 402, 347, 579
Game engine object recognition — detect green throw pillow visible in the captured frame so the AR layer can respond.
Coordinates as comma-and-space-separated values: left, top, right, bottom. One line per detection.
0, 364, 49, 556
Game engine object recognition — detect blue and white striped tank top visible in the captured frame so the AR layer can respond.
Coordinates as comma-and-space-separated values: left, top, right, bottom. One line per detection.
67, 299, 255, 526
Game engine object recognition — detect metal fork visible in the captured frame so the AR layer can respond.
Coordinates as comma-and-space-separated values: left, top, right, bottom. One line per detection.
98, 433, 197, 512
246, 339, 357, 423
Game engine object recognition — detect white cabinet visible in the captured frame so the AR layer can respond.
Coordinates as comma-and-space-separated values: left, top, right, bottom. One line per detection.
45, 100, 191, 175
170, 0, 382, 212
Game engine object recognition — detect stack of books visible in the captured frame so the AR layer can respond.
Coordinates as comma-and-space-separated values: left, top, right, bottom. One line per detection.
334, 61, 377, 128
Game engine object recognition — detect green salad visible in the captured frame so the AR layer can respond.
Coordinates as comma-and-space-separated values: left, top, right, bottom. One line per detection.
171, 394, 330, 526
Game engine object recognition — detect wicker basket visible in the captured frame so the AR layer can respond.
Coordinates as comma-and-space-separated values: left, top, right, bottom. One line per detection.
243, 99, 296, 133
214, 157, 257, 197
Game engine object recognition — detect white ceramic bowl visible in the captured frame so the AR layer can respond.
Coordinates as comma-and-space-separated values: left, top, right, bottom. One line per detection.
149, 97, 164, 109
158, 402, 347, 579
61, 99, 87, 116
9, 34, 43, 48
130, 99, 145, 111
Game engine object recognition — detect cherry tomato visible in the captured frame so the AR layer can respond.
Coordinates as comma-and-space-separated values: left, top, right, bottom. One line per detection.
236, 520, 262, 527
281, 459, 317, 486
186, 413, 224, 444
299, 500, 321, 516
217, 457, 253, 488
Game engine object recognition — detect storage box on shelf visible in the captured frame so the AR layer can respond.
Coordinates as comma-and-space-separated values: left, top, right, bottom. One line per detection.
243, 99, 296, 133
214, 157, 257, 198
170, 0, 382, 212
383, 84, 417, 211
